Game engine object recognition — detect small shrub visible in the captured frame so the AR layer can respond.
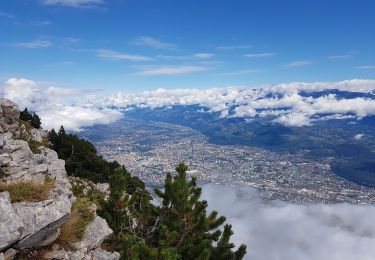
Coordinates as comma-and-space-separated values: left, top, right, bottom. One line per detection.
0, 178, 54, 202
58, 198, 95, 246
28, 140, 43, 154
0, 169, 7, 179
18, 119, 33, 132
71, 179, 105, 208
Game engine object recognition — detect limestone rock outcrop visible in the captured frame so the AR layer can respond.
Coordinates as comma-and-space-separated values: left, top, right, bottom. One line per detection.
0, 99, 119, 259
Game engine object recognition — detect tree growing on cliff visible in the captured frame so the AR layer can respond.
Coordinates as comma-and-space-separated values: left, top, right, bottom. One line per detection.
19, 108, 41, 128
103, 163, 247, 259
47, 128, 247, 259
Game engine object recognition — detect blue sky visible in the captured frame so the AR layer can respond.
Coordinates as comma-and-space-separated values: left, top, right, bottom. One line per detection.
0, 0, 374, 93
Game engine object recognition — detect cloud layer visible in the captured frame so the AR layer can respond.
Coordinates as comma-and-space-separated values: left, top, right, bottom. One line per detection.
202, 184, 375, 260
2, 78, 375, 130
96, 79, 375, 127
1, 78, 121, 131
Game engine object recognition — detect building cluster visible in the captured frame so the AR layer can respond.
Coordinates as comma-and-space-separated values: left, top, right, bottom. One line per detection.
84, 119, 375, 205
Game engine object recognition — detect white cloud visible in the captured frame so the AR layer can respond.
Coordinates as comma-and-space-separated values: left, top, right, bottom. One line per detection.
216, 45, 251, 50
245, 53, 275, 58
328, 54, 353, 60
31, 20, 52, 26
132, 36, 177, 50
3, 78, 375, 129
274, 112, 312, 127
0, 11, 15, 19
193, 53, 215, 59
134, 66, 208, 76
354, 134, 364, 140
219, 69, 262, 76
41, 0, 104, 7
157, 53, 216, 60
1, 78, 121, 131
14, 40, 52, 48
356, 66, 375, 70
202, 184, 375, 260
96, 49, 153, 61
285, 60, 313, 68
95, 79, 375, 127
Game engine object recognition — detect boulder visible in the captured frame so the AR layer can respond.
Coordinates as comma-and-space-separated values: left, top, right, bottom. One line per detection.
3, 248, 17, 260
0, 100, 19, 133
43, 244, 69, 260
29, 129, 43, 143
0, 192, 24, 251
13, 196, 71, 249
95, 182, 110, 195
73, 216, 113, 250
91, 249, 120, 260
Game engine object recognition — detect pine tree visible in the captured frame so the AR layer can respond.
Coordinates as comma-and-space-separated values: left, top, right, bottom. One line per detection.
58, 125, 66, 137
19, 108, 33, 121
31, 113, 41, 128
48, 129, 58, 149
153, 163, 247, 260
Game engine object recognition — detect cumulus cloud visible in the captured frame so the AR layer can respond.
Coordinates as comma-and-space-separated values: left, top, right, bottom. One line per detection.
95, 79, 375, 127
202, 184, 375, 260
96, 49, 153, 61
41, 0, 104, 7
14, 40, 52, 48
1, 78, 122, 131
132, 36, 177, 50
134, 66, 208, 76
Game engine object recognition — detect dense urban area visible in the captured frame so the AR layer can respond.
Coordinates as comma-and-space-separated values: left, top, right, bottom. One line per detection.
81, 118, 375, 205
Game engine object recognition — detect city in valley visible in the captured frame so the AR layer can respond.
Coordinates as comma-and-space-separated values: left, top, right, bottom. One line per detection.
80, 118, 375, 205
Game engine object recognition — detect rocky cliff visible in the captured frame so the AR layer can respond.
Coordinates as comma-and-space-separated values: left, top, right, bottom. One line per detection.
0, 99, 119, 260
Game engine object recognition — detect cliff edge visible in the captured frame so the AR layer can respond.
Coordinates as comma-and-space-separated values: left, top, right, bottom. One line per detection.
0, 99, 119, 260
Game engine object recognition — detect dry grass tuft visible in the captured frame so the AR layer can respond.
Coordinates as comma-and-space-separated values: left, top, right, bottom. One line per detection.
57, 198, 95, 246
0, 178, 54, 202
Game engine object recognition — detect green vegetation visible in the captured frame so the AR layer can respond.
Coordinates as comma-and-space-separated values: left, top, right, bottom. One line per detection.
19, 108, 41, 129
58, 198, 96, 245
0, 169, 7, 179
28, 140, 43, 154
71, 178, 106, 208
48, 126, 120, 183
0, 177, 54, 202
48, 127, 247, 259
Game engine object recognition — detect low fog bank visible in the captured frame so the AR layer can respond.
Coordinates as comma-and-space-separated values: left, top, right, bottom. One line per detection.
202, 184, 375, 260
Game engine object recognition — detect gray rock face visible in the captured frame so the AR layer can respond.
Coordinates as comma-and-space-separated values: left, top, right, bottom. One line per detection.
0, 107, 74, 250
0, 192, 24, 251
29, 129, 43, 143
43, 244, 69, 260
95, 182, 110, 194
91, 249, 120, 260
13, 196, 71, 249
73, 216, 113, 250
3, 248, 17, 260
0, 98, 120, 258
0, 100, 19, 134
